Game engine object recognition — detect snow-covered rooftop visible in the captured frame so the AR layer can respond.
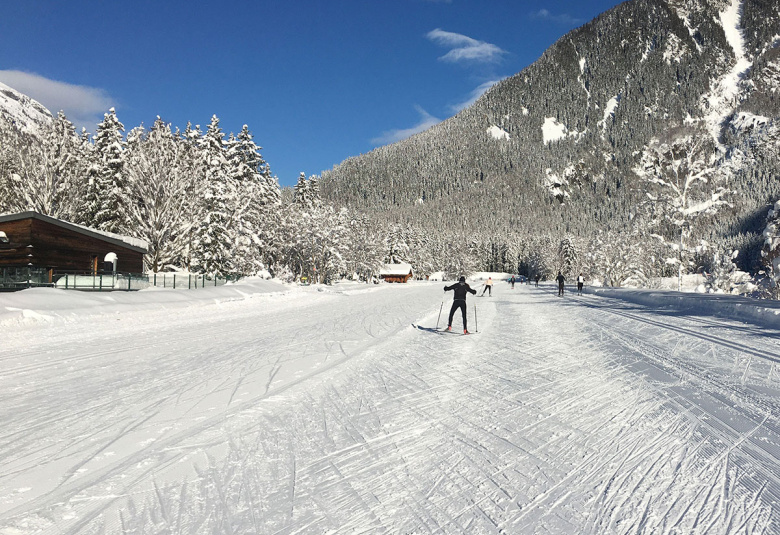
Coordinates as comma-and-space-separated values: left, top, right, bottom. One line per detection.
379, 263, 413, 276
0, 211, 149, 253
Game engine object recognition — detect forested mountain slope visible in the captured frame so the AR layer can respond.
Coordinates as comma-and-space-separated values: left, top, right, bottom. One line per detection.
321, 0, 780, 265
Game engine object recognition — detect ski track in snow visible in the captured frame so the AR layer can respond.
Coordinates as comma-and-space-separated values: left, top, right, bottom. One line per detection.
0, 282, 778, 534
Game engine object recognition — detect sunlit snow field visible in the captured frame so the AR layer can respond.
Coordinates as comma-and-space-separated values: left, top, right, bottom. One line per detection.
1, 278, 779, 534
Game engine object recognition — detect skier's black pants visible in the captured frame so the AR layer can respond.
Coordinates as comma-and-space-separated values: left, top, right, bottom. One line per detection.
481, 285, 491, 296
558, 283, 564, 295
577, 282, 583, 294
448, 300, 467, 329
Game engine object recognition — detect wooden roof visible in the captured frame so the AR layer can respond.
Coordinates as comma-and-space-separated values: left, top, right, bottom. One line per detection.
0, 212, 149, 254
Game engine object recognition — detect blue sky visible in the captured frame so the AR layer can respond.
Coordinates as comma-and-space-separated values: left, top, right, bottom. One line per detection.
0, 0, 622, 187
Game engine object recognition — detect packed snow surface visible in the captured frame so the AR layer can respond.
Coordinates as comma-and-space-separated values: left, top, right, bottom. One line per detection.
1, 278, 779, 534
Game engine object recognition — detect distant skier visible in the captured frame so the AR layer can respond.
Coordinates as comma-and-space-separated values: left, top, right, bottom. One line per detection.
444, 276, 477, 333
535, 274, 541, 287
481, 277, 494, 296
556, 271, 566, 296
510, 276, 515, 289
577, 273, 585, 295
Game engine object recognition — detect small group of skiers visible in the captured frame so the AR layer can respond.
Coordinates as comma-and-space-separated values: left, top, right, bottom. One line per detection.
555, 272, 586, 296
443, 272, 587, 333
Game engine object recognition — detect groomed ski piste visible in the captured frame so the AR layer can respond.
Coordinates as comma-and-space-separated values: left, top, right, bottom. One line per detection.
1, 277, 779, 534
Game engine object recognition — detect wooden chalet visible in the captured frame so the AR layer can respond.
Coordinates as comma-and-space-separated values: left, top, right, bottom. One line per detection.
379, 263, 414, 283
0, 212, 149, 278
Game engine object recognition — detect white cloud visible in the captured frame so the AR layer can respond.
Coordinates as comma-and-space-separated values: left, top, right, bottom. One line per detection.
371, 105, 441, 145
0, 70, 114, 131
449, 79, 503, 113
530, 9, 585, 26
426, 29, 507, 64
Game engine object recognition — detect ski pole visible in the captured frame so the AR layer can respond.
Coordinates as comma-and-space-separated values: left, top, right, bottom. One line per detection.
474, 304, 478, 333
436, 301, 444, 329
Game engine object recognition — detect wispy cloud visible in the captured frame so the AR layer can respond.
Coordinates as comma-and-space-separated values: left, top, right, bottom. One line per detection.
530, 9, 585, 26
0, 70, 114, 131
371, 105, 441, 145
426, 29, 507, 64
449, 79, 503, 113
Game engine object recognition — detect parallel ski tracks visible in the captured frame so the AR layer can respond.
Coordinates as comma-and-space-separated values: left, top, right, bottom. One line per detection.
571, 297, 780, 532
0, 289, 439, 535
581, 299, 780, 365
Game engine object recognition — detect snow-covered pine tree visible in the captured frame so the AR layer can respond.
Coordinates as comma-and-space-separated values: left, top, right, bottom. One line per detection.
441, 236, 478, 280
49, 111, 88, 219
384, 224, 410, 265
343, 212, 384, 281
293, 172, 307, 206
191, 115, 235, 277
227, 125, 282, 275
307, 174, 320, 203
557, 236, 579, 278
80, 107, 127, 233
704, 249, 741, 293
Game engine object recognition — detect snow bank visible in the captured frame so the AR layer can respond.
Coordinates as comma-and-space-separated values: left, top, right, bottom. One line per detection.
587, 286, 780, 329
0, 277, 289, 326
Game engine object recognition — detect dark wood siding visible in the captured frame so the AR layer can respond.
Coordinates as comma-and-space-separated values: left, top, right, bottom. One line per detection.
0, 218, 145, 272
0, 219, 33, 266
380, 273, 412, 283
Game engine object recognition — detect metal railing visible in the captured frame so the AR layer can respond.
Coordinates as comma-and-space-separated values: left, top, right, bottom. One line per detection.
0, 267, 52, 290
1, 267, 240, 292
148, 272, 240, 289
54, 271, 149, 291
0, 267, 149, 291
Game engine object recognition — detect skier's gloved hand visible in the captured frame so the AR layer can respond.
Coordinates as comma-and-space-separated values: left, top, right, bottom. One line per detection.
443, 286, 447, 291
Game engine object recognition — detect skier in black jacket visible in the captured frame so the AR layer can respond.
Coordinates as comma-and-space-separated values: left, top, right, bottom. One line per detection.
556, 271, 566, 296
444, 276, 477, 333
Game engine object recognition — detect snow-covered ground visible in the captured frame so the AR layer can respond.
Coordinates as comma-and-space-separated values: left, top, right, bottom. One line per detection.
1, 278, 779, 534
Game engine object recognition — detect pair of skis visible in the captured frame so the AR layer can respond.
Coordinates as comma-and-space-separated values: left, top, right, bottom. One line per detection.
413, 324, 477, 335
432, 301, 478, 334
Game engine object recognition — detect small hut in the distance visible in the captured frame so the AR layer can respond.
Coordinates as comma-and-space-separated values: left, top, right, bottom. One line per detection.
379, 263, 413, 283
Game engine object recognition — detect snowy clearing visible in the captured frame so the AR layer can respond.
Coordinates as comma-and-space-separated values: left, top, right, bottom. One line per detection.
1, 279, 779, 534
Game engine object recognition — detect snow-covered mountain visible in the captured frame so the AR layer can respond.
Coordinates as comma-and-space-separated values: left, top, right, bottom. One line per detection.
0, 80, 53, 135
321, 0, 780, 262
